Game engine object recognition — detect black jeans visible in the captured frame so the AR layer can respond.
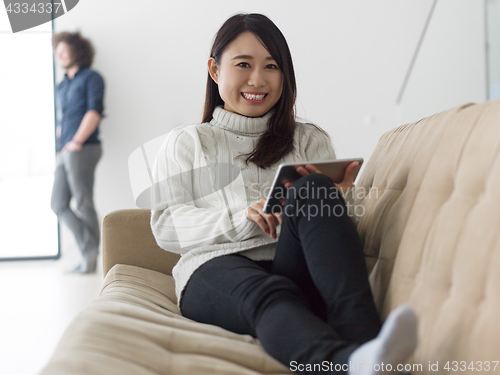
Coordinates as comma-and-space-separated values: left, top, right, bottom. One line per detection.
180, 173, 381, 374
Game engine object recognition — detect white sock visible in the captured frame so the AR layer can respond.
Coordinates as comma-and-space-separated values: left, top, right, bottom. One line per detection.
347, 304, 418, 374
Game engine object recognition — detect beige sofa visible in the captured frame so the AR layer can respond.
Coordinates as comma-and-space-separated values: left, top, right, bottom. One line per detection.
42, 100, 500, 374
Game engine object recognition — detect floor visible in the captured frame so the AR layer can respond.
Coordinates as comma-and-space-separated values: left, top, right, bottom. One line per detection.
0, 226, 103, 375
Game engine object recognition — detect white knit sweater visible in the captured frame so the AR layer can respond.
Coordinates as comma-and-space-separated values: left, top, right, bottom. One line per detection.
151, 106, 343, 303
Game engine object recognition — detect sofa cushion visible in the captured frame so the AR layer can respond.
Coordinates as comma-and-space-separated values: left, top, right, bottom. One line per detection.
41, 264, 290, 375
355, 100, 500, 366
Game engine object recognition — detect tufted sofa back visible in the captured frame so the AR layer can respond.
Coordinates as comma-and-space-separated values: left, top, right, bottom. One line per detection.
355, 100, 500, 369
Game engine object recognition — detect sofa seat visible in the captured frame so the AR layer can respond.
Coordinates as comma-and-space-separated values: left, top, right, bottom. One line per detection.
42, 264, 290, 375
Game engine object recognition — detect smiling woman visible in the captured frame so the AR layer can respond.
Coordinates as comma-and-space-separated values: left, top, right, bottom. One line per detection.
0, 18, 59, 260
149, 13, 418, 375
207, 32, 283, 118
202, 13, 298, 168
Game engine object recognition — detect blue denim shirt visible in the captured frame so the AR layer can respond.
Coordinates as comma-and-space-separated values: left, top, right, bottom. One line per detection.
56, 67, 105, 151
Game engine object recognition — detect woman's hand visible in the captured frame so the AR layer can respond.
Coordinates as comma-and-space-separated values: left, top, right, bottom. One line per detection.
334, 161, 359, 196
246, 198, 282, 239
284, 162, 359, 196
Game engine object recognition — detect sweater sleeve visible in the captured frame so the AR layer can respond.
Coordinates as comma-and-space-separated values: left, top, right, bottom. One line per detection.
303, 124, 337, 161
303, 124, 358, 223
150, 128, 262, 254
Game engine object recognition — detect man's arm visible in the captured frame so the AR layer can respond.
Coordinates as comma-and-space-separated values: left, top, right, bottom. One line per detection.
63, 71, 104, 151
62, 110, 101, 151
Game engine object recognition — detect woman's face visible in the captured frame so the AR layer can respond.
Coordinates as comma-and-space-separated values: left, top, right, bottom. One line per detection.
208, 32, 283, 118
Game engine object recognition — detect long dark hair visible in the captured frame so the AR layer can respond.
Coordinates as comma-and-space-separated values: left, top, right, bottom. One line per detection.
203, 13, 297, 168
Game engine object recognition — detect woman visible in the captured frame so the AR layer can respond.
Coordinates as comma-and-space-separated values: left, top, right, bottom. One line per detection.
151, 13, 417, 374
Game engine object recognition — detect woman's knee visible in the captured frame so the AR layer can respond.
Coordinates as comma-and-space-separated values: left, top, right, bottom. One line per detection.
283, 173, 343, 216
295, 172, 333, 187
287, 173, 339, 201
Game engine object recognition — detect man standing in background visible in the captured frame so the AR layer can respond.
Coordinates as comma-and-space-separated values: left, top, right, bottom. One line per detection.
50, 31, 104, 274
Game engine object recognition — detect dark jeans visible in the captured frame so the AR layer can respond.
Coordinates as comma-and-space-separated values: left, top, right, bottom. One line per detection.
51, 144, 102, 257
180, 173, 381, 374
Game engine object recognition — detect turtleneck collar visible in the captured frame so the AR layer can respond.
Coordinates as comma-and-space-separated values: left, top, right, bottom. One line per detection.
210, 106, 272, 135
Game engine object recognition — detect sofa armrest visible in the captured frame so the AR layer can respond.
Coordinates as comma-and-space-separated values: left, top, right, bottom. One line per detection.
102, 209, 180, 277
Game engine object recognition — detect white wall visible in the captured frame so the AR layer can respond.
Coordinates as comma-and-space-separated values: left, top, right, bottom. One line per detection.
399, 0, 487, 124
53, 0, 487, 230
486, 0, 500, 98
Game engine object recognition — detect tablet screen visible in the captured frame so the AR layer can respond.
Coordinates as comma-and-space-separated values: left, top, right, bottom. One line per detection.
263, 158, 363, 214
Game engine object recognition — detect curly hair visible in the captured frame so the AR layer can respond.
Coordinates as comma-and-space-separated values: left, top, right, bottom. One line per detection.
52, 31, 95, 68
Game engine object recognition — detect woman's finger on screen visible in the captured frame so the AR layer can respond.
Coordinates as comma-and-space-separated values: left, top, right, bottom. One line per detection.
246, 199, 278, 238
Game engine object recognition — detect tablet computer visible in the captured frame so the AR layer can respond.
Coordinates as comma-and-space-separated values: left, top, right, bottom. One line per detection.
262, 158, 363, 214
